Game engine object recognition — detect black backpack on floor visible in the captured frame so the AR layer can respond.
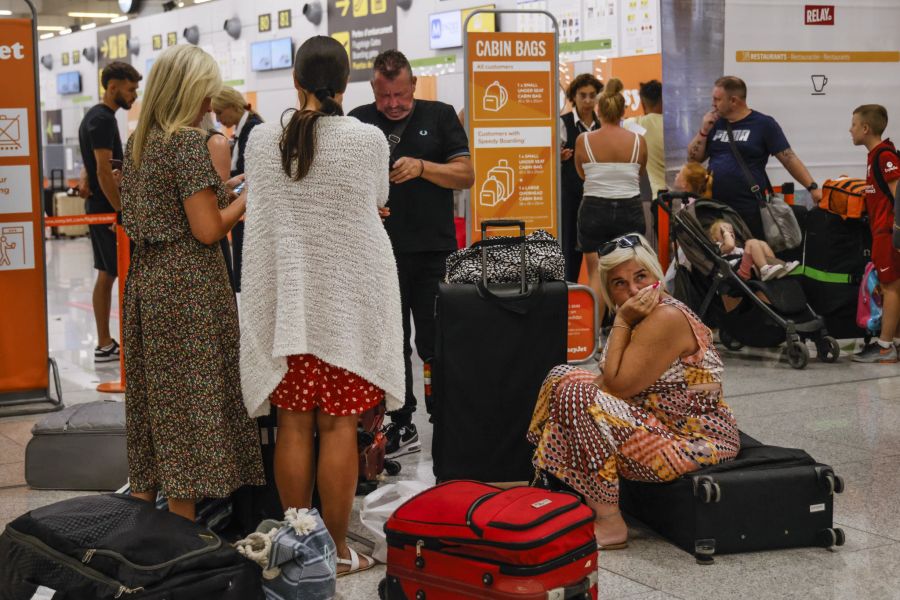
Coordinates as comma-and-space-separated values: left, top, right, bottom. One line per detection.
0, 494, 263, 600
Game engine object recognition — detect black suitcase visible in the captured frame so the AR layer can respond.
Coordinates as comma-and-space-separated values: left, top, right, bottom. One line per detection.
432, 220, 568, 484
800, 208, 871, 339
619, 432, 846, 563
229, 410, 283, 538
0, 494, 264, 600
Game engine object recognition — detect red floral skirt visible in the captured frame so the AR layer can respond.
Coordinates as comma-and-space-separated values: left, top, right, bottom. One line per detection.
270, 354, 384, 416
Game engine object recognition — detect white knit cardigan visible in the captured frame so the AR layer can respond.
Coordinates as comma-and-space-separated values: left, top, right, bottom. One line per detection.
239, 117, 405, 417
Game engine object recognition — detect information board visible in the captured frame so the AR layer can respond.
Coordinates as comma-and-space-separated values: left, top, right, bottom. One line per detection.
0, 18, 50, 396
328, 0, 398, 83
467, 29, 559, 242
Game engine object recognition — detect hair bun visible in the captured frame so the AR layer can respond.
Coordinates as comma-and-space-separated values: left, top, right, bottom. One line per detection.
603, 78, 624, 96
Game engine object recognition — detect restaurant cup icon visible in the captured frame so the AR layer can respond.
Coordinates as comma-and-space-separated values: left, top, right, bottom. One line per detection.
483, 81, 509, 112
811, 75, 828, 95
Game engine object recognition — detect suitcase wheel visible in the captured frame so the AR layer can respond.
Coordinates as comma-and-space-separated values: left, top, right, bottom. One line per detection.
695, 478, 722, 503
833, 474, 845, 494
385, 459, 402, 476
822, 527, 846, 548
694, 538, 716, 565
378, 577, 387, 600
818, 470, 844, 495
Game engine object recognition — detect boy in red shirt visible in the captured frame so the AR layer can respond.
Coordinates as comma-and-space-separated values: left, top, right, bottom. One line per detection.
850, 104, 900, 362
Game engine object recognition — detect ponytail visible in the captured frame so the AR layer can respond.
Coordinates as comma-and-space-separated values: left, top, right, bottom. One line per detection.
279, 87, 343, 181
280, 36, 349, 181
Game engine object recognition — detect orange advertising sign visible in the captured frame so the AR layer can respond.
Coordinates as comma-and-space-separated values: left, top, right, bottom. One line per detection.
0, 18, 49, 394
567, 285, 598, 363
467, 31, 558, 242
593, 53, 662, 119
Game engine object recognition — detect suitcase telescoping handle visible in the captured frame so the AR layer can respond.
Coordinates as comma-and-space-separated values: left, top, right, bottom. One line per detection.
479, 219, 527, 294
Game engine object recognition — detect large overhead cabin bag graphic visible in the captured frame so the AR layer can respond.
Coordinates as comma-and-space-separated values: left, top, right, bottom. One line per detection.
619, 432, 846, 563
433, 220, 568, 484
380, 481, 598, 599
0, 494, 264, 600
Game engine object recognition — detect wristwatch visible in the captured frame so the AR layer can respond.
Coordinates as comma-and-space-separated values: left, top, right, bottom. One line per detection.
806, 182, 819, 191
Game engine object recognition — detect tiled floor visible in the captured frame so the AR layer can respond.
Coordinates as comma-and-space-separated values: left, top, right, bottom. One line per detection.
2, 236, 899, 599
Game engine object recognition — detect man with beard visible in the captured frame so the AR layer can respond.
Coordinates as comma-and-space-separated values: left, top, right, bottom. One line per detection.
78, 62, 141, 363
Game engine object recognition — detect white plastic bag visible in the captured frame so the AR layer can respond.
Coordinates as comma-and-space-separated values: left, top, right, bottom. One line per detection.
359, 481, 431, 563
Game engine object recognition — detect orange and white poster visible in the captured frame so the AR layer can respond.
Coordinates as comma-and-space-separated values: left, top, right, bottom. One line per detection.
0, 18, 49, 395
567, 286, 597, 363
468, 31, 558, 242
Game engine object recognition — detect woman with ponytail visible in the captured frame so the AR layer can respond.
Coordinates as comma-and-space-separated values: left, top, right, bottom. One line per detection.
574, 77, 648, 315
240, 36, 404, 577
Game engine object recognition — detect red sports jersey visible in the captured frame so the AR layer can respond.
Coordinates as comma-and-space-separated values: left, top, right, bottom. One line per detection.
866, 139, 900, 232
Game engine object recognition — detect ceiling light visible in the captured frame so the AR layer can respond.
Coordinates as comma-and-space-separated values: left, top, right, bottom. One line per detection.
0, 10, 13, 16
37, 26, 66, 31
40, 33, 55, 40
80, 23, 97, 30
67, 12, 121, 19
59, 28, 73, 35
194, 0, 213, 3
111, 16, 129, 23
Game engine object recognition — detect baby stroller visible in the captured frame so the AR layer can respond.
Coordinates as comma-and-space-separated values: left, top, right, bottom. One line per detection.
655, 192, 839, 369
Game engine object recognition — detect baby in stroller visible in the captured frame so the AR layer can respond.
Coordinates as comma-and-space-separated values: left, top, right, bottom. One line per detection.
707, 219, 798, 281
676, 162, 798, 282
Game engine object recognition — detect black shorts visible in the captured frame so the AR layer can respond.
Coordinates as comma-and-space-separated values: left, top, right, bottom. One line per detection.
89, 223, 118, 277
577, 195, 646, 253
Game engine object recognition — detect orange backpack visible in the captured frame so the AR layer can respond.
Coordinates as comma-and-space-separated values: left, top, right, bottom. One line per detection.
820, 177, 867, 219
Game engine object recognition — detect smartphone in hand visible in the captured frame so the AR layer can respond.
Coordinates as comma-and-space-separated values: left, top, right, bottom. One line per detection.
109, 158, 123, 170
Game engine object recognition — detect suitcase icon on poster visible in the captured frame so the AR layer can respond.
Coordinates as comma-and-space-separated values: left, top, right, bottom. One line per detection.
479, 160, 515, 207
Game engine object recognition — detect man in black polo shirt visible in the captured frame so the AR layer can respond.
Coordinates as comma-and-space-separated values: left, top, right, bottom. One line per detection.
78, 61, 141, 363
350, 50, 474, 457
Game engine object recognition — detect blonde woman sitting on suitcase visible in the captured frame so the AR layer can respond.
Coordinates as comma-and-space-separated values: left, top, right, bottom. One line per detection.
528, 233, 740, 549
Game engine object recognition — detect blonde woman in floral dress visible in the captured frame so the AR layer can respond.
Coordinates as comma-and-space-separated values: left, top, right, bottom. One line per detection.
529, 234, 740, 549
120, 45, 263, 521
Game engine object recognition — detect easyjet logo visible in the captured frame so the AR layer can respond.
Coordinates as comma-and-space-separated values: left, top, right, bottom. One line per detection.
0, 43, 26, 60
805, 5, 834, 26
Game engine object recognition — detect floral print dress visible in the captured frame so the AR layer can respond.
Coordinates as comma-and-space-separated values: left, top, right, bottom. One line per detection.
121, 128, 263, 499
528, 297, 740, 504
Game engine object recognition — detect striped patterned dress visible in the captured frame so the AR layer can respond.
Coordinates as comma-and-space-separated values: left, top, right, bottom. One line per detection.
528, 297, 740, 504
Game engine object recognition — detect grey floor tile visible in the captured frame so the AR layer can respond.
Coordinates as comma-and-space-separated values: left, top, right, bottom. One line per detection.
0, 462, 25, 488
597, 567, 656, 598
830, 456, 900, 541
0, 434, 25, 465
0, 418, 37, 447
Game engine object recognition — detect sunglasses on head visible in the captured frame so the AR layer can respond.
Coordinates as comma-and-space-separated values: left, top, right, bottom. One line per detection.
598, 234, 643, 257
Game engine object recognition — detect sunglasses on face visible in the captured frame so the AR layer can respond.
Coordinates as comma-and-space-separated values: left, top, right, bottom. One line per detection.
598, 234, 643, 257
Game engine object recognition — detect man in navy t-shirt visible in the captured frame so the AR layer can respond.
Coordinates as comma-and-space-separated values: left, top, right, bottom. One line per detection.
688, 76, 822, 239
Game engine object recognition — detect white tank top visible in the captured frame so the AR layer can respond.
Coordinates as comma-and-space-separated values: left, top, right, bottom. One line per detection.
581, 132, 641, 199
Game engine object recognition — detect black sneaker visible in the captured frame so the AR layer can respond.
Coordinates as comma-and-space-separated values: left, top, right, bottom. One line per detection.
94, 339, 120, 363
383, 423, 421, 458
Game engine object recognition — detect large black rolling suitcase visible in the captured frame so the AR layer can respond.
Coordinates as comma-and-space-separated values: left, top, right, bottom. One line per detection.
0, 494, 263, 600
619, 433, 846, 563
432, 220, 568, 484
800, 208, 871, 339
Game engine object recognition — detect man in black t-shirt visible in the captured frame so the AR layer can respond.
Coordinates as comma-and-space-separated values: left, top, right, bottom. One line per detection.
349, 50, 474, 457
687, 76, 821, 239
78, 61, 141, 363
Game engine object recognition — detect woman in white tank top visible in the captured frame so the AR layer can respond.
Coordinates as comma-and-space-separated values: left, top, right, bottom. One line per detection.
573, 78, 648, 315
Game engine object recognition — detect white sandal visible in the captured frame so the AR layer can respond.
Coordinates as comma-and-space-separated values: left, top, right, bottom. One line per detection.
336, 546, 375, 577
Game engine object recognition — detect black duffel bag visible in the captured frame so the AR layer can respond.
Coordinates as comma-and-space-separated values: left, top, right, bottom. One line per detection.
0, 493, 263, 600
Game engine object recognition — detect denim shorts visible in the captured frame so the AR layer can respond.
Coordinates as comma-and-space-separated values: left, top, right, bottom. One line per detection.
577, 195, 646, 253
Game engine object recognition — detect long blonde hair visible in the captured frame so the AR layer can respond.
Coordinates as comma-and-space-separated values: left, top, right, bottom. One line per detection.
130, 45, 222, 165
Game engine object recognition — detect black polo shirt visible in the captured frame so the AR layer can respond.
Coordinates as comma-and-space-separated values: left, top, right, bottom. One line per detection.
78, 103, 123, 214
349, 99, 470, 253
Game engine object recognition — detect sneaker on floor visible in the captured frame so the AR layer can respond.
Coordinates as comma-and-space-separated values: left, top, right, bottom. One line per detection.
776, 260, 800, 278
759, 264, 784, 281
852, 342, 899, 364
383, 423, 421, 458
94, 339, 120, 363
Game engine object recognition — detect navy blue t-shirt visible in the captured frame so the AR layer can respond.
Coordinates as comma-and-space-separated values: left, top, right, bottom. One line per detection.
707, 110, 790, 213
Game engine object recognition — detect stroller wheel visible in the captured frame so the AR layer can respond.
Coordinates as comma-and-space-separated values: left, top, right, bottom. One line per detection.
816, 336, 841, 363
719, 330, 744, 351
786, 340, 809, 369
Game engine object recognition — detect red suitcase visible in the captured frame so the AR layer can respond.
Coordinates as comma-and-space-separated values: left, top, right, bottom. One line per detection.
380, 481, 598, 599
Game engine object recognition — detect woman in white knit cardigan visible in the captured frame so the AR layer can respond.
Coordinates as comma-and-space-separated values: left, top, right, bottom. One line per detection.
240, 36, 404, 577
